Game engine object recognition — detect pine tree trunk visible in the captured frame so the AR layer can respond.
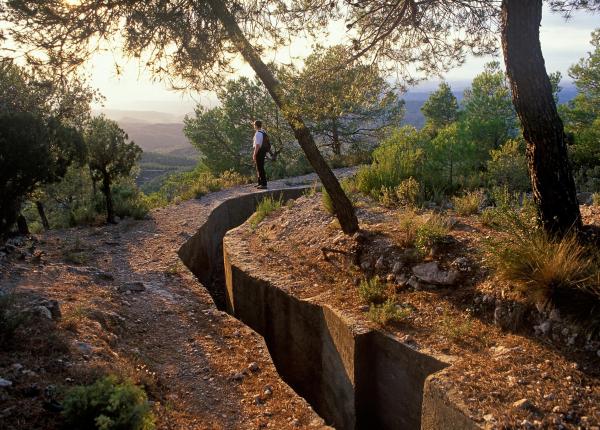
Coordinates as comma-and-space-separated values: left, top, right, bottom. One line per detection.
101, 170, 115, 224
501, 0, 582, 235
36, 201, 50, 231
332, 121, 341, 156
16, 213, 29, 235
207, 0, 359, 234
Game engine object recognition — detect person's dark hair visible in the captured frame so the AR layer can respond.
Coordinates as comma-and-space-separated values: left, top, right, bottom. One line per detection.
254, 120, 262, 128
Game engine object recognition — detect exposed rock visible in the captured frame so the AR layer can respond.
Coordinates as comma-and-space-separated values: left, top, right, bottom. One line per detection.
494, 301, 527, 331
392, 261, 403, 274
534, 321, 552, 337
232, 372, 245, 381
374, 256, 385, 270
407, 276, 421, 291
451, 257, 471, 272
248, 362, 260, 372
117, 282, 146, 293
0, 378, 12, 388
412, 262, 459, 286
33, 306, 52, 320
74, 341, 93, 355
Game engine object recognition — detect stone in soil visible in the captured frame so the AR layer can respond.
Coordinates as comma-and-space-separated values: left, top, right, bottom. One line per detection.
117, 282, 146, 293
0, 378, 12, 388
412, 261, 459, 286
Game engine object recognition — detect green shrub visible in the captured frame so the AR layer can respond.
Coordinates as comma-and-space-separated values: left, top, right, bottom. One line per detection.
249, 195, 283, 228
62, 376, 155, 430
414, 214, 451, 255
398, 208, 420, 247
486, 139, 530, 192
479, 187, 538, 231
0, 293, 28, 347
452, 190, 484, 216
395, 177, 423, 207
358, 276, 388, 304
367, 299, 411, 325
356, 127, 426, 198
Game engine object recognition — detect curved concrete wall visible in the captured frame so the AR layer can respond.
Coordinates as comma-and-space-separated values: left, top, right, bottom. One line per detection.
178, 187, 481, 430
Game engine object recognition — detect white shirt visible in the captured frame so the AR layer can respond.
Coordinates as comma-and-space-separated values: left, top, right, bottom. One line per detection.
253, 129, 264, 149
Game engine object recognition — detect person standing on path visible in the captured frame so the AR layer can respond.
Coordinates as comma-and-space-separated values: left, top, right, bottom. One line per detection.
253, 120, 270, 189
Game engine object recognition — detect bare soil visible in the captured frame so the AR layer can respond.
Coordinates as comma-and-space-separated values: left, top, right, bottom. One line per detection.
238, 193, 600, 429
0, 183, 329, 430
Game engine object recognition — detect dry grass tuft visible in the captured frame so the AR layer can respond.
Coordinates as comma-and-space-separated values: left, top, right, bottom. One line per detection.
452, 190, 484, 216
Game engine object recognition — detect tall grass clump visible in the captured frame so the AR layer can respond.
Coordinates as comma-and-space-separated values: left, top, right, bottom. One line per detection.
62, 376, 155, 430
485, 201, 600, 315
249, 195, 283, 228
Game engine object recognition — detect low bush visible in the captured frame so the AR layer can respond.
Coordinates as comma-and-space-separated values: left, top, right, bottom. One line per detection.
358, 276, 388, 305
439, 310, 473, 342
414, 214, 451, 255
62, 376, 155, 430
452, 190, 484, 216
0, 293, 28, 347
367, 299, 411, 325
487, 230, 600, 307
249, 195, 283, 228
485, 139, 530, 193
395, 177, 423, 207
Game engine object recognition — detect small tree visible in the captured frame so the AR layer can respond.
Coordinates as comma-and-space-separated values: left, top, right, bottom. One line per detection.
286, 45, 404, 156
86, 116, 142, 224
421, 82, 459, 132
0, 62, 86, 237
461, 61, 518, 155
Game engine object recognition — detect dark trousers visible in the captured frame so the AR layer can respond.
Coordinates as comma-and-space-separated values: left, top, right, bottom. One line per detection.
255, 147, 268, 186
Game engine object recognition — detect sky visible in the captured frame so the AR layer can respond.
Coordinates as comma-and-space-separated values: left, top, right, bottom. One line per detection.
90, 6, 599, 117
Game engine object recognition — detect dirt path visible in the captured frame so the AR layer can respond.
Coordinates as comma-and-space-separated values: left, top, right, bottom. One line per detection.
0, 173, 351, 429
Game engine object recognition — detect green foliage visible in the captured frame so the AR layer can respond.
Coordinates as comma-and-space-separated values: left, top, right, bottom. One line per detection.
0, 60, 93, 235
358, 276, 388, 305
486, 139, 530, 192
356, 126, 426, 197
421, 82, 459, 131
62, 376, 155, 430
184, 76, 306, 179
593, 193, 600, 207
249, 195, 283, 228
86, 115, 142, 223
461, 62, 518, 157
112, 180, 150, 220
414, 214, 451, 255
367, 299, 411, 325
394, 177, 423, 207
0, 293, 28, 347
146, 166, 249, 207
452, 191, 484, 216
285, 45, 404, 156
